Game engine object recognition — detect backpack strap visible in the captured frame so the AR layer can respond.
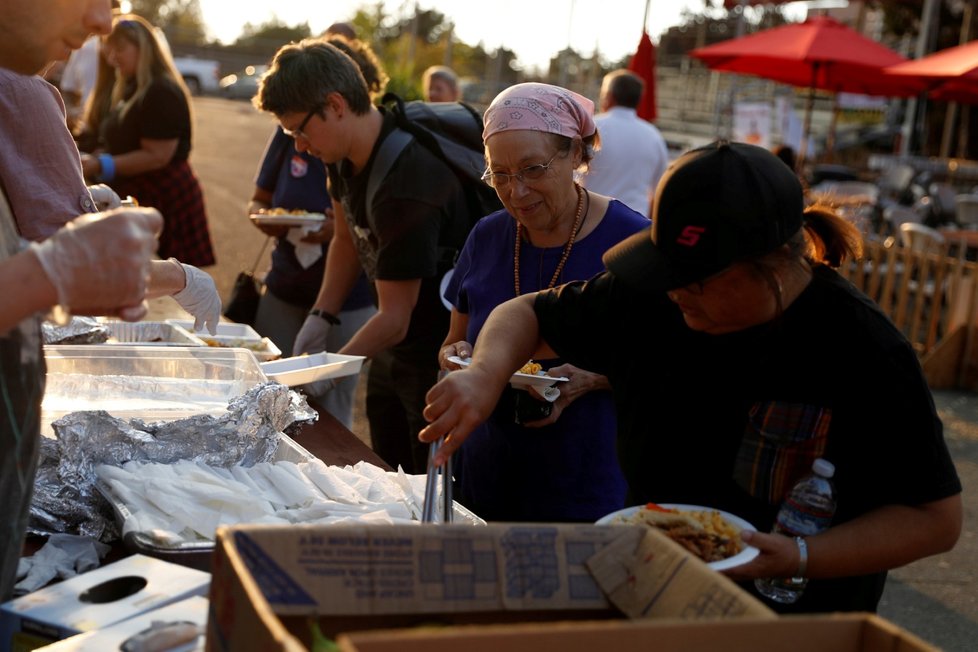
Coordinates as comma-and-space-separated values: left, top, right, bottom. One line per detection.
365, 127, 413, 227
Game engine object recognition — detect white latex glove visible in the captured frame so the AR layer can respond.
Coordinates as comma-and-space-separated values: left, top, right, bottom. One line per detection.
30, 208, 162, 320
170, 259, 221, 334
87, 184, 122, 211
14, 533, 110, 595
292, 314, 331, 356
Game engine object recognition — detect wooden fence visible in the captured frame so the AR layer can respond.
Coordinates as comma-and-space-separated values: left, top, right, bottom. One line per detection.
839, 239, 978, 390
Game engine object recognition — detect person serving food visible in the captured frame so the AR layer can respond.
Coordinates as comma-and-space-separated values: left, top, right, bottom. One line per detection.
439, 83, 648, 522
422, 140, 961, 613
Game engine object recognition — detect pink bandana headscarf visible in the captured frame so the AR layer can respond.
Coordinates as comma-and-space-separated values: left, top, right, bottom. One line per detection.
482, 82, 596, 141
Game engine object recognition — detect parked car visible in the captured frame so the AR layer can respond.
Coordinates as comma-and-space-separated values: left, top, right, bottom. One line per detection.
173, 56, 220, 95
219, 65, 267, 101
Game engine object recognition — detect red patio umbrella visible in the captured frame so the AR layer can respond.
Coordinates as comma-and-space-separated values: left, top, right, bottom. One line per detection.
690, 16, 923, 158
626, 0, 657, 122
885, 40, 978, 104
628, 30, 658, 122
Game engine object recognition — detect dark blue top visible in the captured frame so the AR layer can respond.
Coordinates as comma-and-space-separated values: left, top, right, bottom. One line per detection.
256, 127, 372, 309
445, 198, 649, 521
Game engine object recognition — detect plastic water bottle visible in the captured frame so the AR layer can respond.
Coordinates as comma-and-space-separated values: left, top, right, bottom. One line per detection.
755, 458, 837, 604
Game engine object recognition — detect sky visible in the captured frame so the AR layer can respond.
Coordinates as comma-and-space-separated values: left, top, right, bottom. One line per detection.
194, 0, 807, 72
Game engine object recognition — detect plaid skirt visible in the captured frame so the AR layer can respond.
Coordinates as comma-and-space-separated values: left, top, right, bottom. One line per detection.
113, 159, 216, 267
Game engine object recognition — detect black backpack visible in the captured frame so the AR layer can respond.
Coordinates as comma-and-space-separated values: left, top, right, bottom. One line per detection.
366, 93, 503, 237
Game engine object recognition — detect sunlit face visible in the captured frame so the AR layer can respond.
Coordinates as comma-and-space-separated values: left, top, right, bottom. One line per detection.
665, 262, 778, 334
484, 130, 580, 236
104, 38, 139, 78
0, 0, 111, 74
426, 77, 457, 103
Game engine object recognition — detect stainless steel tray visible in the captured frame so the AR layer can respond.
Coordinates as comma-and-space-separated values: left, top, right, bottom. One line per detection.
96, 439, 483, 566
96, 432, 317, 567
99, 320, 206, 346
41, 345, 266, 438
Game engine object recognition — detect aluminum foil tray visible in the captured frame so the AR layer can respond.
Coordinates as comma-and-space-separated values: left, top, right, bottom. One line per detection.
99, 320, 206, 346
41, 345, 267, 438
165, 319, 282, 361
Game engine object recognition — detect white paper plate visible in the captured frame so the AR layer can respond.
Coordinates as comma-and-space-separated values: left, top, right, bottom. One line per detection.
249, 212, 326, 227
596, 503, 760, 571
261, 352, 365, 386
447, 355, 569, 390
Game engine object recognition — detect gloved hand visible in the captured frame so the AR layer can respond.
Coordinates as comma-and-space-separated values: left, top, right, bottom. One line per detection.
87, 184, 122, 211
170, 259, 221, 334
293, 314, 331, 356
31, 208, 162, 320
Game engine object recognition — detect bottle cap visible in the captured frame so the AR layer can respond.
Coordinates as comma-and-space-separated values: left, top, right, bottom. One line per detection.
812, 458, 835, 478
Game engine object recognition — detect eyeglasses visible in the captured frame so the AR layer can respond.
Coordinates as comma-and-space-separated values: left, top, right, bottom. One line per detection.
282, 106, 323, 141
682, 264, 737, 296
481, 152, 561, 189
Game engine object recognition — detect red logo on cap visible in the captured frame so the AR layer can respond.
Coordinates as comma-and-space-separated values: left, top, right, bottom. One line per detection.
677, 225, 706, 247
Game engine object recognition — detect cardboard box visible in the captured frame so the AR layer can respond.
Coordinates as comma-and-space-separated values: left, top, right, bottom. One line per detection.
36, 596, 208, 651
205, 523, 773, 652
336, 614, 938, 652
1, 554, 210, 652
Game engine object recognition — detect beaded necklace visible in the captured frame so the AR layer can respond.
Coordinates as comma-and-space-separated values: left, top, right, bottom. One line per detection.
514, 184, 586, 296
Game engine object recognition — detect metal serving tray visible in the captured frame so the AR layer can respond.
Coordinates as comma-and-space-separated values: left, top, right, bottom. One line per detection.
98, 320, 206, 346
96, 432, 317, 570
41, 345, 266, 438
165, 319, 282, 361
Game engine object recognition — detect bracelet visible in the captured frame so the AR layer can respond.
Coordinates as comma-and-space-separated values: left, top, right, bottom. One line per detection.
794, 536, 809, 578
97, 153, 116, 182
309, 308, 341, 325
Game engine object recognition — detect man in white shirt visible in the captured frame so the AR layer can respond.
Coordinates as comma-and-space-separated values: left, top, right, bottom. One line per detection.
59, 34, 99, 128
584, 69, 669, 219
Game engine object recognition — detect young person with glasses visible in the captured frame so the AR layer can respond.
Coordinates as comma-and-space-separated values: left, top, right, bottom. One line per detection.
247, 35, 386, 428
436, 83, 649, 522
256, 40, 474, 474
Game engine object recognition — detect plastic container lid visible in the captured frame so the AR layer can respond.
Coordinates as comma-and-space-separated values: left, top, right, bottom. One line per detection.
812, 458, 836, 478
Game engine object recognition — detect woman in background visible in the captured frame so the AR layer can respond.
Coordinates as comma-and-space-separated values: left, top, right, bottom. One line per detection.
81, 14, 215, 267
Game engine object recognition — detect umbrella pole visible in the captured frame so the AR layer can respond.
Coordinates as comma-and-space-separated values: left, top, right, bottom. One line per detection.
798, 83, 816, 170
797, 63, 819, 170
826, 93, 840, 163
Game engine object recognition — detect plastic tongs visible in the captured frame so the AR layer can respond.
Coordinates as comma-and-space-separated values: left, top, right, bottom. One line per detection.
421, 436, 454, 523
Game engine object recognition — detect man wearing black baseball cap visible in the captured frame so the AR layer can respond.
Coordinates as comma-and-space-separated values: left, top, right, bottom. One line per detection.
422, 140, 961, 614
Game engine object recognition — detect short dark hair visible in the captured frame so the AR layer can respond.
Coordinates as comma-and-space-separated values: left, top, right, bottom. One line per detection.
603, 69, 644, 109
255, 40, 371, 116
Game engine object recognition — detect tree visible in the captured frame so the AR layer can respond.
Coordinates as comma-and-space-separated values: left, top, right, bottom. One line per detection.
343, 3, 505, 102
232, 18, 312, 57
129, 0, 207, 46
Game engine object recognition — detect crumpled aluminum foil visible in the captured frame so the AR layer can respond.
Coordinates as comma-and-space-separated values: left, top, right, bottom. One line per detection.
29, 382, 318, 540
41, 316, 110, 345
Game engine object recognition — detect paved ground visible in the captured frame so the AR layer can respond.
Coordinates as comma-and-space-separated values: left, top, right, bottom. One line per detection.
189, 97, 977, 650
878, 390, 978, 650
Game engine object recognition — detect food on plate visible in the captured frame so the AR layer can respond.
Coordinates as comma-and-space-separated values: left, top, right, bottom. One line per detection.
620, 503, 744, 562
518, 360, 543, 375
258, 207, 317, 216
200, 336, 266, 352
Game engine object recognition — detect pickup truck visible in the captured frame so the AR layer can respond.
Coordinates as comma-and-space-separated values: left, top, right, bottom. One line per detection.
173, 57, 220, 95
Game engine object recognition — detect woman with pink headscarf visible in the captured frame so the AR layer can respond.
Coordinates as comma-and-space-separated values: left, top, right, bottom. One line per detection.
438, 83, 649, 521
